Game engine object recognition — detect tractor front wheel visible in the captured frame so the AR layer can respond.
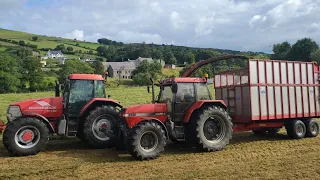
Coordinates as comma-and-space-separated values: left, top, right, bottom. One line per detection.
127, 121, 166, 160
189, 106, 233, 152
3, 117, 49, 156
83, 105, 119, 148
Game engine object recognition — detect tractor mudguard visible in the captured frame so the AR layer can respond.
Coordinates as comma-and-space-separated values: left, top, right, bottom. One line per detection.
79, 98, 122, 117
133, 118, 169, 139
21, 112, 55, 132
183, 100, 227, 123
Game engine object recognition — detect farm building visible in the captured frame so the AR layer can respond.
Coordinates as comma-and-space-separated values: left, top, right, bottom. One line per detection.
103, 57, 165, 79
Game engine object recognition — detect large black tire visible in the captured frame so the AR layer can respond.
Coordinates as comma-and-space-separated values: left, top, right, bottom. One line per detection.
3, 117, 49, 156
285, 119, 306, 139
189, 106, 233, 152
127, 121, 166, 160
304, 119, 319, 137
83, 105, 120, 148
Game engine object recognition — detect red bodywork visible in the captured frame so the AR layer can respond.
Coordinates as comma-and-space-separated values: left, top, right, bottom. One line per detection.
123, 103, 167, 128
0, 120, 5, 134
9, 97, 64, 130
68, 74, 105, 81
12, 97, 64, 119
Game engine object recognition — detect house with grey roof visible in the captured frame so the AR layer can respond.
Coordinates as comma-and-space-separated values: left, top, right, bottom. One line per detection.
102, 57, 165, 79
45, 50, 64, 59
41, 50, 67, 64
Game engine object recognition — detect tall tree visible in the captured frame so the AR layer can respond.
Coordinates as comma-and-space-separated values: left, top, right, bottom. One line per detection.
0, 53, 21, 93
185, 51, 196, 64
19, 56, 44, 91
288, 38, 319, 61
107, 65, 114, 77
311, 49, 320, 63
55, 44, 66, 52
58, 60, 94, 82
272, 41, 291, 60
90, 61, 105, 75
164, 51, 176, 64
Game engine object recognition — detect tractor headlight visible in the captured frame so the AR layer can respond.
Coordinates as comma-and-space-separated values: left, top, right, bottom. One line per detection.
7, 105, 22, 122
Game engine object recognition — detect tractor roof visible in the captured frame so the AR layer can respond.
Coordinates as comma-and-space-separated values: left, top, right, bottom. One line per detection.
160, 77, 207, 85
68, 74, 104, 81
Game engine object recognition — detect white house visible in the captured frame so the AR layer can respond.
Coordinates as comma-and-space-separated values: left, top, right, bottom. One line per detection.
41, 50, 65, 59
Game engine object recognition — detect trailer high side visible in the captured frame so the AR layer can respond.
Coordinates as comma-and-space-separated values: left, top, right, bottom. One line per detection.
215, 58, 320, 135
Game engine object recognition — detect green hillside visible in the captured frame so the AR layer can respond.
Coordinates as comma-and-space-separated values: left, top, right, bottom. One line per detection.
0, 28, 101, 60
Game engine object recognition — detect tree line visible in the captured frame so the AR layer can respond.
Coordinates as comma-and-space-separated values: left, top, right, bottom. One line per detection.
271, 37, 319, 62
95, 40, 268, 65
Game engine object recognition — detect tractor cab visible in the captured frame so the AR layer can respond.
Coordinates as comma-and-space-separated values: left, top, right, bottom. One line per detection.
156, 77, 212, 123
59, 74, 106, 119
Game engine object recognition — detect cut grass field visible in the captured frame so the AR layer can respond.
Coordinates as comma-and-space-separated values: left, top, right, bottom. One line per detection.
0, 85, 319, 179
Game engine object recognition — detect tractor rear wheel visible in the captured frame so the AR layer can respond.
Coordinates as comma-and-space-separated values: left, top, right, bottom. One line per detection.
127, 121, 166, 160
304, 119, 319, 137
83, 105, 119, 148
189, 106, 233, 152
3, 117, 49, 156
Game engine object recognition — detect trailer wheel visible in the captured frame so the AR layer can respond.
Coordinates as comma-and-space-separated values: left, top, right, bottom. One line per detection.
285, 120, 306, 139
84, 105, 119, 148
189, 106, 233, 152
3, 117, 49, 156
127, 121, 166, 160
304, 119, 319, 137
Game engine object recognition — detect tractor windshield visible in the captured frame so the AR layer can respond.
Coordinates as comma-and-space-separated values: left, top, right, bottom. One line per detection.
158, 86, 173, 103
69, 80, 94, 103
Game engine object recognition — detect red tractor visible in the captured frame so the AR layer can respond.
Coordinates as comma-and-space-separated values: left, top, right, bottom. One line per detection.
118, 55, 320, 160
0, 74, 122, 156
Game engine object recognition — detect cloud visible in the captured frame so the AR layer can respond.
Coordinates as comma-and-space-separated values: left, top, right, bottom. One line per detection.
116, 30, 163, 44
0, 0, 320, 52
65, 30, 85, 41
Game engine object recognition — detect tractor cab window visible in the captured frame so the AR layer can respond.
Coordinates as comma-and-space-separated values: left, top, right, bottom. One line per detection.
196, 83, 211, 100
158, 86, 173, 103
176, 83, 195, 102
69, 80, 94, 104
94, 80, 106, 98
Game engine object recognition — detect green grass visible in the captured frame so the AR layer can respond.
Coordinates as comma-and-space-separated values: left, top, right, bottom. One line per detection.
0, 28, 99, 54
0, 41, 18, 46
0, 47, 6, 51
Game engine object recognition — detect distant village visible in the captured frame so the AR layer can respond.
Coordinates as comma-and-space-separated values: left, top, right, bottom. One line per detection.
39, 49, 176, 79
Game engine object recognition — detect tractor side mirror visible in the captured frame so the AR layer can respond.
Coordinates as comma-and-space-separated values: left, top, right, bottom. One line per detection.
55, 80, 60, 97
147, 86, 150, 93
172, 82, 178, 93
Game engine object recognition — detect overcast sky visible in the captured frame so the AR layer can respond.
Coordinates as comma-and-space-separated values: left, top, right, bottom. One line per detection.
0, 0, 319, 53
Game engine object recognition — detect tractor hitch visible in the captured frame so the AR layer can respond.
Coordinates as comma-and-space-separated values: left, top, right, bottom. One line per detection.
0, 120, 6, 135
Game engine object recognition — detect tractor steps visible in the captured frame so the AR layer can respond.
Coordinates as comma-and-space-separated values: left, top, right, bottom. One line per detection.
174, 125, 185, 140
